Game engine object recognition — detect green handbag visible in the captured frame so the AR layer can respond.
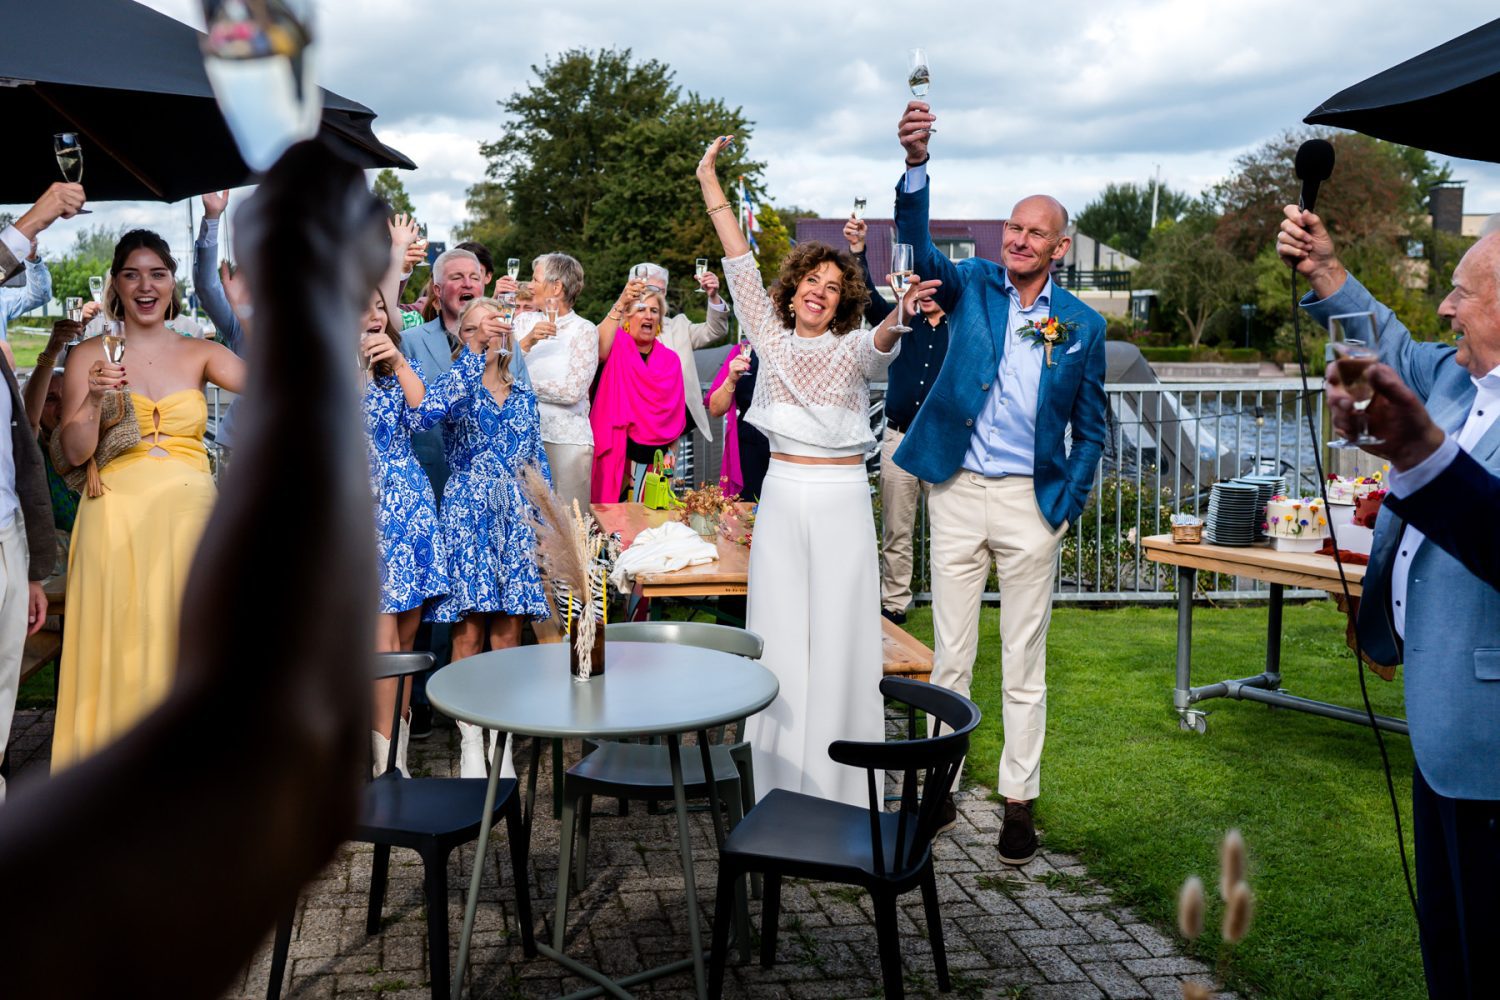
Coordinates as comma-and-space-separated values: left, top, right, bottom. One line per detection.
640, 449, 681, 510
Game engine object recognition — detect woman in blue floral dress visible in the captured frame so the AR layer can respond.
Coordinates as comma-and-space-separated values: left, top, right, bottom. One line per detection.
360, 291, 488, 777
427, 297, 553, 778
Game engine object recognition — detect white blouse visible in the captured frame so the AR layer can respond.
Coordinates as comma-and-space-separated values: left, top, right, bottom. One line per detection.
723, 251, 897, 454
516, 309, 599, 447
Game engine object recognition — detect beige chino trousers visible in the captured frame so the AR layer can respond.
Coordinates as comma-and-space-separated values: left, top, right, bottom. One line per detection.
878, 428, 930, 616
927, 472, 1065, 801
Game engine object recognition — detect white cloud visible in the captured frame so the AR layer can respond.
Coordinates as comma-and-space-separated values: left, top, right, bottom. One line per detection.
9, 0, 1500, 268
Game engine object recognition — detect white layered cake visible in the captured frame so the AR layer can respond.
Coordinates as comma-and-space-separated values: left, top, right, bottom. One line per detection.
1325, 473, 1382, 506
1263, 495, 1329, 551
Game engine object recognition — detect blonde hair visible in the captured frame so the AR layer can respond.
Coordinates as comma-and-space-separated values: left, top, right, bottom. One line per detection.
457, 297, 515, 387
624, 289, 668, 339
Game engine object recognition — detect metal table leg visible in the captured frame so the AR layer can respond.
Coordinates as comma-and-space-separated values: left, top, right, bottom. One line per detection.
452, 731, 510, 1000
1173, 566, 1205, 732
669, 733, 709, 999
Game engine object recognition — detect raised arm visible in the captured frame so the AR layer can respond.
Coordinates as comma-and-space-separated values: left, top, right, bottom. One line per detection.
894, 102, 964, 314
846, 219, 894, 327
682, 271, 731, 349
698, 137, 750, 259
596, 277, 649, 360
23, 321, 75, 433
195, 192, 245, 353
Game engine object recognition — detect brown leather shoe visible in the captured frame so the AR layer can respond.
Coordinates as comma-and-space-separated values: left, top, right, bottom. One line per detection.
997, 799, 1037, 866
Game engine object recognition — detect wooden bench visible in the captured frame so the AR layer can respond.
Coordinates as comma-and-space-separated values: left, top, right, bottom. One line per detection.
881, 617, 933, 683
19, 631, 62, 688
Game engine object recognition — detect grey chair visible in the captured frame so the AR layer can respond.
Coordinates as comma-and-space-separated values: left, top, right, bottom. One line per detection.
561, 621, 765, 892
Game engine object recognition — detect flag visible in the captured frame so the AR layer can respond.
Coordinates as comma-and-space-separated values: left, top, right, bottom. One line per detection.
737, 176, 761, 252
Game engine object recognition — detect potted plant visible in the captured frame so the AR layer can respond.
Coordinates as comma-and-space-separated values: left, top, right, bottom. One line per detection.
678, 477, 740, 538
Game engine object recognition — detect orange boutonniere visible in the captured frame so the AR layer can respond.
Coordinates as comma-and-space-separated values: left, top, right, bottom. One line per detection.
1016, 317, 1080, 367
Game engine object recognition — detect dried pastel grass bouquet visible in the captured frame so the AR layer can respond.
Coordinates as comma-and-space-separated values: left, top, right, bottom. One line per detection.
520, 464, 611, 674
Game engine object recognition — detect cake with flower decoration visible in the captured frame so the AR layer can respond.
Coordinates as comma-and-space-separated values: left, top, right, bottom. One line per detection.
1325, 472, 1383, 505
1352, 488, 1388, 528
1263, 495, 1329, 550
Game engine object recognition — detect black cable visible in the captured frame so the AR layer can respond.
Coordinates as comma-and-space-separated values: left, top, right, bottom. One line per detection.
1286, 265, 1420, 926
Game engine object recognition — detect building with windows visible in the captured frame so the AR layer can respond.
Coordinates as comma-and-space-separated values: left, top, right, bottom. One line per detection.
793, 217, 1136, 316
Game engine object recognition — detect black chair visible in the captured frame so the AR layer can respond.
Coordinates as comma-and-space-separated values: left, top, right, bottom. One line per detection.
266, 652, 536, 1000
563, 621, 765, 889
706, 677, 981, 1000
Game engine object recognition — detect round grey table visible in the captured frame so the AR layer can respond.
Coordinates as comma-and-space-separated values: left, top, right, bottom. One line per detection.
427, 641, 779, 1000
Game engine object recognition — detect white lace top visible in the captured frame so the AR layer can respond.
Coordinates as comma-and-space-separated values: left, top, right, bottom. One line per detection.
516, 309, 599, 447
723, 252, 897, 454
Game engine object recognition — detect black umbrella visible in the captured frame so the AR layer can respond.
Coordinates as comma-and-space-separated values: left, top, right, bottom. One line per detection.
0, 0, 414, 203
1305, 17, 1500, 163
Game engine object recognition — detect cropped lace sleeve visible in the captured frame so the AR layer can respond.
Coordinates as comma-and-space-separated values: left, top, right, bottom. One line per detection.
855, 326, 900, 381
406, 350, 482, 433
723, 252, 779, 350
531, 320, 599, 406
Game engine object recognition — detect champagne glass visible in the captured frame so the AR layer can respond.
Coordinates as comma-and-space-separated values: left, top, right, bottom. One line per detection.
631, 264, 651, 310
102, 320, 126, 365
852, 197, 867, 221
1328, 311, 1382, 448
506, 257, 521, 281
65, 297, 84, 347
200, 0, 320, 171
889, 243, 915, 333
411, 222, 428, 261
358, 333, 373, 375
695, 258, 709, 294
908, 48, 931, 97
89, 275, 105, 305
545, 298, 560, 327
53, 132, 91, 214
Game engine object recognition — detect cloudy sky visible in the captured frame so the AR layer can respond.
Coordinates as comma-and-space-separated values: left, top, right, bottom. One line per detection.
13, 0, 1500, 264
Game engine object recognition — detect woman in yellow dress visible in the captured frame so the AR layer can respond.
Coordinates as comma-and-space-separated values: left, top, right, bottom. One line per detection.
52, 230, 246, 768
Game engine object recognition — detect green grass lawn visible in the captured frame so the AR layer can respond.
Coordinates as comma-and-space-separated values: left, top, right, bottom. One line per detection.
902, 601, 1422, 999
7, 331, 51, 370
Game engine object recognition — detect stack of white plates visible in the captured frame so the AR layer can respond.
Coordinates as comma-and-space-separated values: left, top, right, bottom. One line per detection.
1205, 482, 1261, 546
1232, 475, 1286, 538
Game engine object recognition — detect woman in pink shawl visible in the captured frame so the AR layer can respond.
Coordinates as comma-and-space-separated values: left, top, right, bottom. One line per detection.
589, 289, 687, 502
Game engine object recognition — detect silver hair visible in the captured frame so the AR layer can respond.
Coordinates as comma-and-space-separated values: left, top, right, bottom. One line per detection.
630, 262, 670, 288
430, 248, 481, 284
532, 252, 586, 305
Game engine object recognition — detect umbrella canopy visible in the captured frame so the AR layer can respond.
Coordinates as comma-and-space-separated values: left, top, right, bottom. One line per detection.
0, 0, 414, 203
1305, 17, 1500, 163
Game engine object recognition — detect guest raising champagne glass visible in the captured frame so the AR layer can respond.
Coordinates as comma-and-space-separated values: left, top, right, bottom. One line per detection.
696, 135, 938, 807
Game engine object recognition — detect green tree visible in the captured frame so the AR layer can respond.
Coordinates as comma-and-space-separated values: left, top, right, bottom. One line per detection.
1075, 181, 1194, 259
371, 169, 415, 217
459, 48, 766, 321
69, 224, 121, 263
753, 206, 792, 280
48, 252, 110, 306
1136, 219, 1253, 347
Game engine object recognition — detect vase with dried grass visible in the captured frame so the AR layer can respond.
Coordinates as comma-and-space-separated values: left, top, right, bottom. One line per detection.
521, 464, 619, 680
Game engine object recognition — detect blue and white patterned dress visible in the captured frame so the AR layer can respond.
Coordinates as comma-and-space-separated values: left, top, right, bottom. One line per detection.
426, 355, 554, 623
365, 355, 461, 614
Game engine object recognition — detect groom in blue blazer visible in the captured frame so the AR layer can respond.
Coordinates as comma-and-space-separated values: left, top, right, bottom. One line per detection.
1282, 205, 1500, 999
891, 101, 1107, 864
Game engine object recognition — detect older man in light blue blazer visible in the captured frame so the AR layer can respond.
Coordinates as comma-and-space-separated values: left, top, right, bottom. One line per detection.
1282, 205, 1500, 1000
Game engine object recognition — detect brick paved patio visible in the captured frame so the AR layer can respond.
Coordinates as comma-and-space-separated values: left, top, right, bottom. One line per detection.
6, 709, 1234, 1000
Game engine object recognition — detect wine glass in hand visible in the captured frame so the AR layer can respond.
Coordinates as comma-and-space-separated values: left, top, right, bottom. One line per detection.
631, 264, 652, 310
1328, 311, 1382, 447
889, 244, 915, 333
53, 132, 91, 214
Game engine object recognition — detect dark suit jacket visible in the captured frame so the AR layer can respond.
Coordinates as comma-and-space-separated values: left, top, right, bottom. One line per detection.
1, 354, 56, 580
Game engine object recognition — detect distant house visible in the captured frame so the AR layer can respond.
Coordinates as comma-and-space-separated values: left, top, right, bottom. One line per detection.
793, 217, 1136, 316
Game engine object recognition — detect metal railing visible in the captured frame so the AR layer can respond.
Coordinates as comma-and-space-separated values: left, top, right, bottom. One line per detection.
902, 380, 1328, 603
1052, 268, 1131, 293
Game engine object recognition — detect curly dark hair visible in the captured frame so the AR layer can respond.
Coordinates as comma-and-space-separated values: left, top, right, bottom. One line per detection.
768, 241, 870, 336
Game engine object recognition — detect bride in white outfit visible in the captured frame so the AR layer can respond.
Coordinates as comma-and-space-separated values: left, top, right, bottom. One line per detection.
696, 136, 937, 807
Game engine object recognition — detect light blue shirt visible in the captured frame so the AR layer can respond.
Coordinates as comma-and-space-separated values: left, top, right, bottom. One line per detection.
961, 274, 1049, 477
0, 258, 52, 338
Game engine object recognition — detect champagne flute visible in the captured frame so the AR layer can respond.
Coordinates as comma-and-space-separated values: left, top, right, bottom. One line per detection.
89, 275, 105, 305
852, 197, 867, 221
506, 257, 521, 281
65, 296, 84, 347
411, 222, 428, 262
53, 132, 91, 214
908, 48, 931, 97
102, 320, 126, 366
695, 258, 709, 294
1328, 311, 1382, 448
631, 263, 651, 310
358, 333, 373, 375
545, 298, 560, 327
889, 243, 915, 333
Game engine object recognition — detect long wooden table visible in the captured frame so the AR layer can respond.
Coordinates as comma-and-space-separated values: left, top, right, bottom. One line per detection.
592, 503, 932, 680
1142, 534, 1404, 735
